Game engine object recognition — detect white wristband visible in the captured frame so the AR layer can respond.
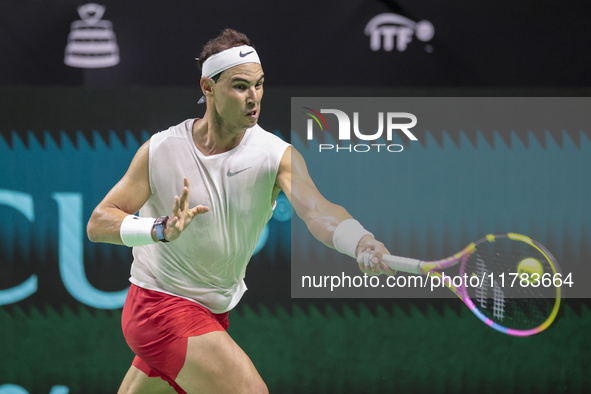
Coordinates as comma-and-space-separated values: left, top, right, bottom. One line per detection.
120, 215, 157, 247
332, 219, 373, 259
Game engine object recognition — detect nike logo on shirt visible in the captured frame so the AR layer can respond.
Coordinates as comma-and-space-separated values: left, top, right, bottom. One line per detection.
227, 167, 252, 177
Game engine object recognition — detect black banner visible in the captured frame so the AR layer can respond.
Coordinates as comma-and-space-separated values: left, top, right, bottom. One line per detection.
1, 0, 590, 87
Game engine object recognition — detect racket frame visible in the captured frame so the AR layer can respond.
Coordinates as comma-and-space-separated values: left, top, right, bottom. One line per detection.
382, 233, 562, 337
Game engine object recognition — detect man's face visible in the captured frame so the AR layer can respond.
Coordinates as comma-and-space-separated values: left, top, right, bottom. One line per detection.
210, 63, 264, 132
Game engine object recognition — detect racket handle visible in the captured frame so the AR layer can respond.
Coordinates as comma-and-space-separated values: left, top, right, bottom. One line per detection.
382, 255, 423, 275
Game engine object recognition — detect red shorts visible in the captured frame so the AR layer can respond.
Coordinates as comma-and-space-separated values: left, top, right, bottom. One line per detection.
122, 284, 229, 393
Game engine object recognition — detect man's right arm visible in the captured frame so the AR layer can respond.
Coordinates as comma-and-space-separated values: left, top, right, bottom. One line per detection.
275, 146, 394, 276
87, 140, 153, 245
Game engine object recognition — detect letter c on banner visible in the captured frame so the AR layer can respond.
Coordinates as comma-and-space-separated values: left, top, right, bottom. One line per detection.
0, 190, 38, 305
53, 193, 129, 309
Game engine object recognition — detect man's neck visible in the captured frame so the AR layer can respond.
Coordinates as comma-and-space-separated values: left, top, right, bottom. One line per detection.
192, 115, 247, 156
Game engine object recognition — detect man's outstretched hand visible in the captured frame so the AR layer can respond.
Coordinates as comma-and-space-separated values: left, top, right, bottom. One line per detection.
163, 177, 209, 242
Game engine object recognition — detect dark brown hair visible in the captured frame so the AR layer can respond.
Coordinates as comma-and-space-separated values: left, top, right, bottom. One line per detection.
197, 29, 254, 81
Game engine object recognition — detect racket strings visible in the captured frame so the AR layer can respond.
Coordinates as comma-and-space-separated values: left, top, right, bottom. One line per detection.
463, 237, 558, 331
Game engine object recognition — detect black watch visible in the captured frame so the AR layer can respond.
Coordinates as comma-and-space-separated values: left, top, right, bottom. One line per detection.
153, 216, 170, 242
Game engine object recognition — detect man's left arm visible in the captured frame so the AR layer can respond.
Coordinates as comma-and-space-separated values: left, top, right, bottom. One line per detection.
275, 146, 395, 276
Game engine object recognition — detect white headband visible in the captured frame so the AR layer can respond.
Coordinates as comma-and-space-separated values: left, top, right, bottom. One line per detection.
200, 45, 261, 78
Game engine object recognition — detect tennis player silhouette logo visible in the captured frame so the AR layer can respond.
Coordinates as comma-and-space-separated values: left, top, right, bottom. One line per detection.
64, 3, 120, 68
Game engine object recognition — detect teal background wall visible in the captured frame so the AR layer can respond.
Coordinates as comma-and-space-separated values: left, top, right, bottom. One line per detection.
290, 101, 591, 299
2, 0, 591, 391
1, 87, 590, 393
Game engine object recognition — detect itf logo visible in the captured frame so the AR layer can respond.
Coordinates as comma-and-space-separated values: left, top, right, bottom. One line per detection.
365, 13, 434, 52
303, 107, 418, 153
64, 3, 120, 68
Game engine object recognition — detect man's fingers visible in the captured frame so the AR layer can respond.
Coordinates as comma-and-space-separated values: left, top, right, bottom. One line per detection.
357, 263, 374, 276
370, 251, 383, 274
356, 250, 371, 275
357, 249, 372, 268
379, 261, 397, 276
188, 205, 210, 217
172, 195, 181, 214
168, 216, 178, 229
183, 178, 191, 203
179, 186, 190, 208
357, 249, 396, 276
364, 249, 381, 274
357, 250, 381, 276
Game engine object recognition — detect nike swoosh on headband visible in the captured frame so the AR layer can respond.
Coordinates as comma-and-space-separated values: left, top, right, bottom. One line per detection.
227, 167, 252, 177
200, 45, 261, 79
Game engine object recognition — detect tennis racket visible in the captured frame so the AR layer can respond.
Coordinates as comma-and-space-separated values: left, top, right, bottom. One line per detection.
380, 233, 563, 337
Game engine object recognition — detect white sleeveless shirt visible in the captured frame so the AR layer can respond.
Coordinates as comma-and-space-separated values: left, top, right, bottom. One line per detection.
129, 119, 290, 313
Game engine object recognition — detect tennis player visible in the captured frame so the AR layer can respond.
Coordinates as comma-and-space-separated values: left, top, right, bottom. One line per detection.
87, 29, 393, 394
